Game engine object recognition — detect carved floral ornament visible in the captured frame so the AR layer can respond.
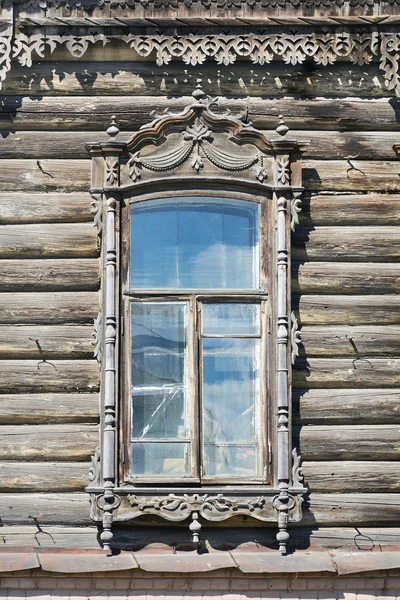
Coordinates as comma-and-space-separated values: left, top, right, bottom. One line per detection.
85, 84, 308, 554
0, 26, 400, 95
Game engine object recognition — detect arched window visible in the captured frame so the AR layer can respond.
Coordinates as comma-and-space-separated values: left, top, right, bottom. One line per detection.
86, 86, 307, 554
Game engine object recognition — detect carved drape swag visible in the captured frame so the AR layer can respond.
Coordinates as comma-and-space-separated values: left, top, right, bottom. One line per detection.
86, 86, 307, 553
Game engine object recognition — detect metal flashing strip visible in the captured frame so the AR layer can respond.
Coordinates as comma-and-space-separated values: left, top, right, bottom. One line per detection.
2, 548, 400, 575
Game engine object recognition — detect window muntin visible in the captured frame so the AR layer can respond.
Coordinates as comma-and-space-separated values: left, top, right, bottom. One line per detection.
130, 197, 259, 290
127, 195, 267, 484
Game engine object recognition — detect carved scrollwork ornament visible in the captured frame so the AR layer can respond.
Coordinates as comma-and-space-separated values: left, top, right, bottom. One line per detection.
92, 312, 102, 363
88, 447, 102, 486
291, 191, 302, 232
90, 193, 103, 237
291, 311, 301, 365
292, 447, 305, 489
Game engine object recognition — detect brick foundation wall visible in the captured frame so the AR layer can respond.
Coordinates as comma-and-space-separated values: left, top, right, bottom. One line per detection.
1, 570, 400, 598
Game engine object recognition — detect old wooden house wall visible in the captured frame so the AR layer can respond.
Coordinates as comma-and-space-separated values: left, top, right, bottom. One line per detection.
0, 40, 400, 547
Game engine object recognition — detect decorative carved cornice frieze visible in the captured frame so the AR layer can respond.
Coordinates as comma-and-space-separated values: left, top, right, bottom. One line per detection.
2, 0, 400, 7
0, 10, 398, 95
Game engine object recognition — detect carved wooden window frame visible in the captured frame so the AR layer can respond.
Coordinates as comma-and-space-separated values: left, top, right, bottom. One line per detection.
86, 86, 308, 554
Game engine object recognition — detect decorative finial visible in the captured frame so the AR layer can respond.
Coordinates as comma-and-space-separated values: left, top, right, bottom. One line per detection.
192, 79, 206, 101
106, 115, 120, 138
276, 115, 289, 137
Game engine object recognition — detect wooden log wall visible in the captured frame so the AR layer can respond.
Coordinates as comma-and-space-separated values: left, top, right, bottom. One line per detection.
0, 47, 399, 549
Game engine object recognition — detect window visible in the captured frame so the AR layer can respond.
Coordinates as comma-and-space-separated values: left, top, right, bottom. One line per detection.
86, 86, 307, 554
123, 196, 268, 483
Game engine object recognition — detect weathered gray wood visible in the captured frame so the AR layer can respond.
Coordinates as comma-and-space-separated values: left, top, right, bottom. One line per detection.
296, 425, 400, 460
0, 325, 94, 358
3, 130, 400, 161
302, 461, 400, 492
0, 526, 100, 549
293, 227, 400, 262
1, 525, 400, 549
300, 194, 400, 227
303, 160, 400, 193
1, 493, 93, 525
0, 192, 93, 224
0, 463, 89, 492
0, 159, 398, 193
0, 259, 99, 291
293, 389, 400, 424
0, 292, 98, 324
0, 393, 99, 424
293, 263, 400, 294
0, 424, 98, 461
0, 360, 99, 393
303, 494, 400, 527
293, 358, 400, 389
3, 492, 400, 527
0, 160, 90, 192
2, 62, 393, 98
296, 295, 400, 325
299, 326, 400, 357
0, 223, 98, 258
1, 96, 398, 132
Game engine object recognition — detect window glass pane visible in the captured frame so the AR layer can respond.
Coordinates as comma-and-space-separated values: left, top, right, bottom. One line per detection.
131, 302, 190, 476
202, 303, 260, 336
131, 302, 186, 387
131, 442, 190, 476
203, 445, 257, 477
131, 388, 186, 439
130, 197, 259, 289
202, 338, 260, 477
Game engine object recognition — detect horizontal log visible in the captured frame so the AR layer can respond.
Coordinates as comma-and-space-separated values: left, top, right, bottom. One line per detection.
0, 326, 94, 359
0, 160, 90, 192
0, 192, 93, 224
0, 463, 89, 492
300, 194, 400, 227
2, 130, 400, 161
0, 393, 99, 424
0, 424, 98, 461
293, 389, 400, 425
293, 358, 400, 389
0, 259, 99, 291
303, 160, 400, 193
0, 223, 98, 258
296, 295, 400, 325
2, 62, 393, 98
3, 491, 400, 528
293, 227, 400, 263
293, 263, 400, 294
2, 525, 400, 549
296, 424, 400, 460
0, 360, 99, 393
1, 493, 92, 525
302, 461, 400, 492
0, 159, 398, 194
299, 326, 400, 357
1, 96, 399, 132
0, 292, 98, 324
303, 493, 400, 526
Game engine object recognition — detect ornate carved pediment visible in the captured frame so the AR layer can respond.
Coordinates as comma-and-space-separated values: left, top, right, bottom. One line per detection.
123, 86, 274, 185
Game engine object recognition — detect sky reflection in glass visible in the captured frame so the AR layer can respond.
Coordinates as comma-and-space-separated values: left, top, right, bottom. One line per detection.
130, 197, 259, 289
